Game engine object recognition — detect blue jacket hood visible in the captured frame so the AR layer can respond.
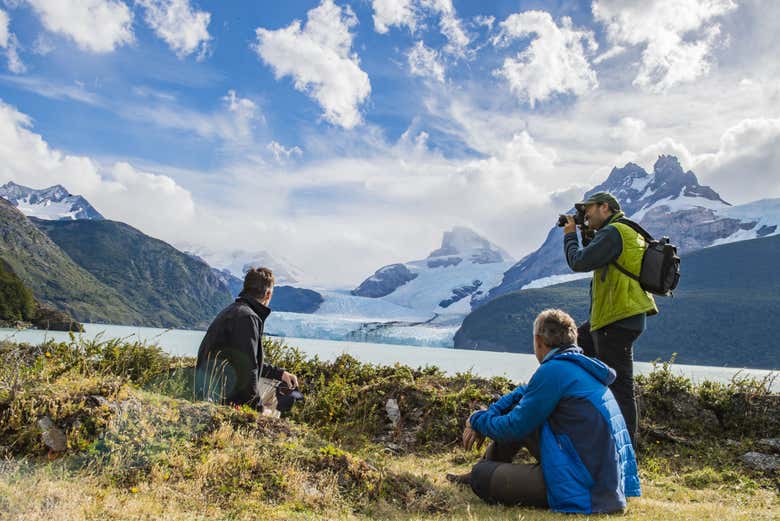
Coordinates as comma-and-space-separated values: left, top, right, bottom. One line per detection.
547, 345, 617, 386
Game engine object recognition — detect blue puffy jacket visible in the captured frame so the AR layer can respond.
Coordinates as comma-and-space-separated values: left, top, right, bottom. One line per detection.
469, 345, 640, 514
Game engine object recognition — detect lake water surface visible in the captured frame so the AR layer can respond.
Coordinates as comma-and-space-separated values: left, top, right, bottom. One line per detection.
2, 323, 777, 391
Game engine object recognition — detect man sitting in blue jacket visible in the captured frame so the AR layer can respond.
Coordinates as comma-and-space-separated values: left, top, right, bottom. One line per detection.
450, 308, 640, 514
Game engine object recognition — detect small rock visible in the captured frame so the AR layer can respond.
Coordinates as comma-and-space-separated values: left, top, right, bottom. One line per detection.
386, 398, 401, 428
384, 442, 401, 455
740, 451, 780, 472
89, 395, 118, 412
726, 439, 740, 447
757, 438, 780, 454
38, 416, 67, 452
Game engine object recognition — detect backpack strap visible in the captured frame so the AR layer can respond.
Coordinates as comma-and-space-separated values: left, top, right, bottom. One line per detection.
611, 259, 641, 282
609, 217, 649, 281
613, 217, 655, 242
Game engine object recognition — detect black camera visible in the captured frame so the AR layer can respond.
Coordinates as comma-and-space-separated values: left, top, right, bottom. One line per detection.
557, 207, 586, 227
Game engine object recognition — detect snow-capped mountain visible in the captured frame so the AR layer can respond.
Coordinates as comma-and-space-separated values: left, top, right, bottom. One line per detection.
351, 226, 515, 316
179, 245, 305, 285
0, 181, 104, 220
481, 155, 780, 303
263, 227, 515, 346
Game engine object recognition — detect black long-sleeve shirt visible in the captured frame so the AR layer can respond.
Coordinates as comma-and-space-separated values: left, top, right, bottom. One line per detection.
564, 229, 646, 332
195, 293, 285, 407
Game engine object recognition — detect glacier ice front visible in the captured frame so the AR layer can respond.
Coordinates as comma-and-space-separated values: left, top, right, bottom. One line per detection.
265, 311, 458, 347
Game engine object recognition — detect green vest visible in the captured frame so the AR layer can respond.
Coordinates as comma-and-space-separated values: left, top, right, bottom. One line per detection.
590, 213, 659, 331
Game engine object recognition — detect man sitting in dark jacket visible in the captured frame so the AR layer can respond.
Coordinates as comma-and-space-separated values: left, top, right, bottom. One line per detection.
450, 309, 640, 514
195, 267, 298, 411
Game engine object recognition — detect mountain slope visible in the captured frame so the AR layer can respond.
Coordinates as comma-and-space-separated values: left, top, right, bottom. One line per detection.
33, 218, 233, 329
0, 258, 36, 322
0, 181, 104, 220
455, 234, 780, 369
0, 198, 140, 324
482, 155, 779, 304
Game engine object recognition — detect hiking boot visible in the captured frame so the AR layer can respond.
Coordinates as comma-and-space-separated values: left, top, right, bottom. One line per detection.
446, 471, 471, 486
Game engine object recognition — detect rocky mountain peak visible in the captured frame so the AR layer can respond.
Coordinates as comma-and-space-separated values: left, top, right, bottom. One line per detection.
480, 155, 743, 304
0, 181, 104, 220
428, 226, 513, 264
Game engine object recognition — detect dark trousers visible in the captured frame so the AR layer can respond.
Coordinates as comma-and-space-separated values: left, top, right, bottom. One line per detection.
591, 324, 641, 446
470, 430, 548, 507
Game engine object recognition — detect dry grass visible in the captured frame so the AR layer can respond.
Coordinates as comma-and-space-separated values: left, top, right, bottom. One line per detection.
1, 338, 778, 520
2, 451, 777, 521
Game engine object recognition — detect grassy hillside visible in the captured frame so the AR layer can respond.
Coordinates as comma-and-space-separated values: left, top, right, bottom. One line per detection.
0, 337, 777, 520
0, 198, 141, 325
33, 218, 233, 329
0, 258, 35, 322
456, 234, 780, 369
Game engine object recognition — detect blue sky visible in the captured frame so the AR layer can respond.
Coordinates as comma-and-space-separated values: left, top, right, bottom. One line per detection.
0, 0, 778, 286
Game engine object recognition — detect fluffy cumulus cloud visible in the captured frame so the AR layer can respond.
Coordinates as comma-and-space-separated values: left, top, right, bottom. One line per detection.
0, 99, 196, 237
592, 0, 738, 92
253, 0, 371, 130
492, 11, 598, 106
25, 0, 134, 53
0, 9, 24, 73
137, 0, 211, 59
407, 40, 445, 82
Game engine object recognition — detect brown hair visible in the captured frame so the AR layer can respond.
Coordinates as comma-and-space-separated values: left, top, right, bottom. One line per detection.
243, 267, 275, 298
533, 309, 577, 348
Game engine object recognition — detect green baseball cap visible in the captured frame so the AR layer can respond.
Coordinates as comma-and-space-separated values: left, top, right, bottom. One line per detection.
575, 191, 621, 211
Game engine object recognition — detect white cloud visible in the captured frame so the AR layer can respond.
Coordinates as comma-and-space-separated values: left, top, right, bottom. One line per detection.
32, 34, 55, 56
407, 40, 445, 82
609, 116, 646, 145
25, 0, 134, 53
0, 9, 24, 73
253, 0, 371, 129
592, 0, 738, 92
473, 15, 495, 30
0, 9, 8, 48
267, 140, 302, 163
371, 0, 470, 57
0, 75, 102, 105
121, 89, 260, 144
695, 118, 780, 202
593, 44, 626, 64
372, 0, 417, 34
0, 99, 196, 237
137, 0, 211, 59
612, 118, 780, 204
424, 0, 470, 57
492, 11, 598, 106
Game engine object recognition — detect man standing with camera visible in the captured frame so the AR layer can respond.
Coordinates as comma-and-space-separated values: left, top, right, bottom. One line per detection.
563, 192, 657, 445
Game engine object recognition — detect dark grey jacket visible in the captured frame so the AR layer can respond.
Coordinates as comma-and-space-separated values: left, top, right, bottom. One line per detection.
195, 292, 284, 407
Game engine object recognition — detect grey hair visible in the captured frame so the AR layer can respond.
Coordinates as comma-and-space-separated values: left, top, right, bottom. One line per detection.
533, 309, 577, 348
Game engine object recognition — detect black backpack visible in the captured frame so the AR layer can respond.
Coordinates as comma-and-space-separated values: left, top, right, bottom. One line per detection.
610, 218, 680, 297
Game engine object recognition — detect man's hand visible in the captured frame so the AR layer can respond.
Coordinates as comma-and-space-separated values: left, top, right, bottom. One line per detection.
281, 371, 298, 389
563, 215, 577, 235
462, 414, 485, 451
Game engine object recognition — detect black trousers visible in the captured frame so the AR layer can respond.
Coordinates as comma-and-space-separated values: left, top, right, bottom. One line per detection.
590, 324, 641, 446
470, 430, 548, 507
